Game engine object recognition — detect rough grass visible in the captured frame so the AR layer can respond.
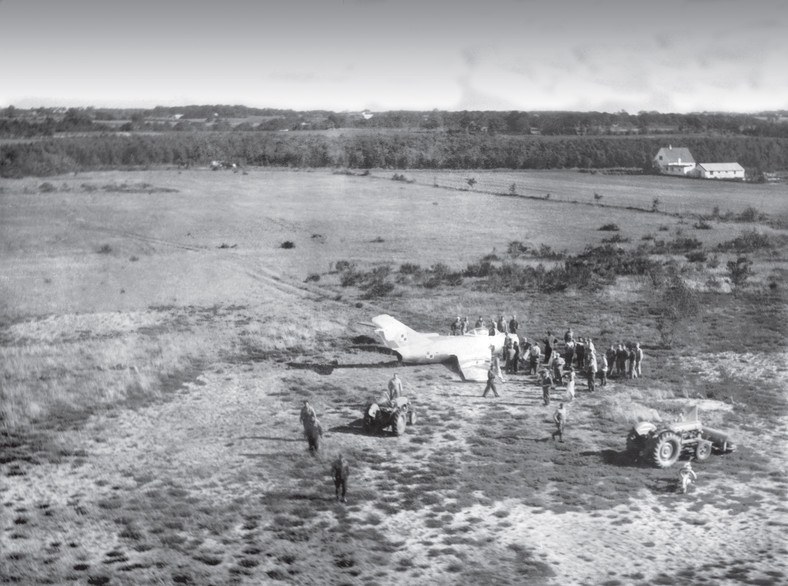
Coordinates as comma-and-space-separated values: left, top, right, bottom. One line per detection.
1, 168, 786, 586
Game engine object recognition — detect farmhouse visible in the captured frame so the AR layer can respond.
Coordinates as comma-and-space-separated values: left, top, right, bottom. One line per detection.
654, 146, 745, 181
653, 145, 696, 176
694, 162, 745, 180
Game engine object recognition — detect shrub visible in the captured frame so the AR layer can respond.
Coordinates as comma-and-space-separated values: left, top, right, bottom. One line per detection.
601, 234, 630, 244
334, 260, 355, 272
362, 279, 395, 298
716, 230, 771, 253
97, 244, 113, 254
654, 276, 700, 347
305, 273, 320, 282
280, 241, 295, 249
735, 206, 766, 223
598, 223, 620, 232
466, 177, 477, 188
507, 241, 528, 256
727, 256, 753, 286
399, 263, 421, 275
693, 219, 713, 230
39, 182, 57, 193
685, 250, 707, 263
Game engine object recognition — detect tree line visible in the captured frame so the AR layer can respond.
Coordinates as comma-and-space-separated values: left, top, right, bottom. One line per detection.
2, 132, 787, 178
3, 105, 788, 138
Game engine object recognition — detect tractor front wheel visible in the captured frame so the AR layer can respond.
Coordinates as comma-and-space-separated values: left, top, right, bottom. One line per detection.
392, 412, 407, 436
695, 439, 713, 462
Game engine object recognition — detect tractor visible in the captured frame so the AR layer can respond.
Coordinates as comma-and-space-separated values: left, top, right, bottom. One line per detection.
362, 396, 416, 436
626, 406, 736, 468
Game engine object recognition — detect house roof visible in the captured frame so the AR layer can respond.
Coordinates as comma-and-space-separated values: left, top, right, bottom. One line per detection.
697, 162, 744, 172
655, 147, 695, 164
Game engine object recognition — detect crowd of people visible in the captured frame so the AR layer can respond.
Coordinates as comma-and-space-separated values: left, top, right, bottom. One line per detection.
477, 319, 646, 443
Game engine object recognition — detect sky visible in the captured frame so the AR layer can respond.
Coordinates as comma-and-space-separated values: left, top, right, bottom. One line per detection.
1, 0, 786, 113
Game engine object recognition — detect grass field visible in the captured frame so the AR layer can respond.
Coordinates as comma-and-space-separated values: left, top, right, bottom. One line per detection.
1, 167, 787, 585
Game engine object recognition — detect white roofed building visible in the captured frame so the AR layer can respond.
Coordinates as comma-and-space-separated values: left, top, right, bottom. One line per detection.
653, 145, 696, 176
694, 162, 745, 180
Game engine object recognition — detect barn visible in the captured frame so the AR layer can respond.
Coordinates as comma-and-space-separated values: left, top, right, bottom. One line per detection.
694, 162, 745, 181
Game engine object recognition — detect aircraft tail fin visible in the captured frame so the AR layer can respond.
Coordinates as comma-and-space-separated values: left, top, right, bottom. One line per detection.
369, 314, 425, 350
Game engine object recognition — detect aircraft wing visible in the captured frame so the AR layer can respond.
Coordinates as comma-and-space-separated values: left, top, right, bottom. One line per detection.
453, 353, 492, 382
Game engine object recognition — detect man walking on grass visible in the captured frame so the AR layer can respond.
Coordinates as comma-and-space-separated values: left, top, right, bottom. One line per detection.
482, 366, 501, 398
552, 403, 567, 442
332, 453, 350, 503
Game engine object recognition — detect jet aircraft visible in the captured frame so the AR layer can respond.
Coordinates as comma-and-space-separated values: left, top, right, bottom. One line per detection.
365, 314, 518, 382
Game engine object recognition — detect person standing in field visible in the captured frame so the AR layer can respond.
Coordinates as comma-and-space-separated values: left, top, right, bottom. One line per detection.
575, 337, 586, 370
332, 453, 350, 503
564, 337, 575, 370
628, 344, 637, 379
616, 344, 628, 377
300, 400, 323, 454
606, 345, 617, 378
550, 349, 565, 383
497, 315, 507, 334
461, 316, 469, 335
565, 369, 576, 402
512, 341, 521, 374
509, 314, 519, 335
475, 316, 485, 329
529, 342, 541, 375
586, 348, 597, 392
387, 373, 403, 402
451, 316, 461, 336
543, 331, 554, 364
552, 403, 567, 442
540, 368, 553, 406
482, 366, 501, 398
600, 352, 609, 386
634, 342, 643, 378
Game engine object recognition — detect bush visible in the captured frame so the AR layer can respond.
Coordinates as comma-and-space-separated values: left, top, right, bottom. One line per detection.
305, 273, 320, 282
280, 241, 295, 249
685, 250, 707, 263
727, 256, 753, 286
598, 223, 620, 232
717, 230, 771, 253
654, 276, 700, 347
334, 260, 355, 272
507, 241, 528, 256
601, 234, 630, 244
39, 182, 57, 193
693, 219, 713, 230
399, 263, 421, 275
97, 244, 112, 254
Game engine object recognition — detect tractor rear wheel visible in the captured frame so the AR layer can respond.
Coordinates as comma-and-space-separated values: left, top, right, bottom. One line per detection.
392, 412, 407, 436
695, 439, 712, 462
651, 431, 682, 468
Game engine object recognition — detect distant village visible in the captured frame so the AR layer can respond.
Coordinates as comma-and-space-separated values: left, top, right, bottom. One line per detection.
653, 146, 745, 181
